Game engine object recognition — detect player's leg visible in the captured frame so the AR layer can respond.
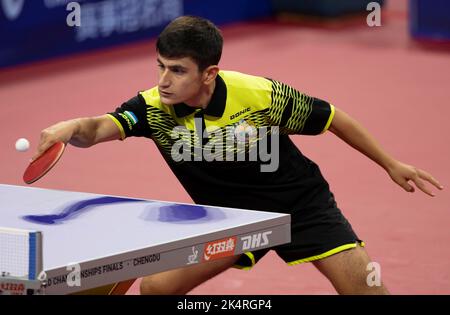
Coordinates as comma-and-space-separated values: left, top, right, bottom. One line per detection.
140, 254, 241, 295
272, 168, 389, 294
312, 244, 389, 294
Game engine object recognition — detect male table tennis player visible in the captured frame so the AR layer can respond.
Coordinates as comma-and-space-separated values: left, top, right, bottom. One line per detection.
32, 16, 443, 295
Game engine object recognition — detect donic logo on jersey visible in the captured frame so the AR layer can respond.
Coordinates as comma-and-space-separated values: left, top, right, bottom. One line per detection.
230, 107, 251, 120
119, 111, 138, 130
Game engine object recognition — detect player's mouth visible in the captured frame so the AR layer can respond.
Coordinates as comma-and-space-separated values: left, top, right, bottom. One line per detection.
159, 90, 173, 97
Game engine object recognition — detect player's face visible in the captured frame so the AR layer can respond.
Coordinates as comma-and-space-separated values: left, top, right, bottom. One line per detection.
157, 54, 205, 105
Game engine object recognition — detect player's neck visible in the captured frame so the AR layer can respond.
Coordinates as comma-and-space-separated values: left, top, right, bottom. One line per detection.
185, 80, 216, 110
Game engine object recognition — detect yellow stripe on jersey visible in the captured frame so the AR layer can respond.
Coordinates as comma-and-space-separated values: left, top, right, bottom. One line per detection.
321, 104, 335, 134
106, 114, 125, 140
287, 241, 366, 265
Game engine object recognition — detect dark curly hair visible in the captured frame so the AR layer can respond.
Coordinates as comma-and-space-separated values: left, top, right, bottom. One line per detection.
156, 16, 223, 71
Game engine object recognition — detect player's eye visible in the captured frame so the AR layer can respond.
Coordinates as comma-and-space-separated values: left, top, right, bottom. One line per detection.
172, 68, 185, 74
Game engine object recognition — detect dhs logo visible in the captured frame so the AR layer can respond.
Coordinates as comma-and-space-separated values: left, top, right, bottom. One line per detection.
241, 231, 272, 251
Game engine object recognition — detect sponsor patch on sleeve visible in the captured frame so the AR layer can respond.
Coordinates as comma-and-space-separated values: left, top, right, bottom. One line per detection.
119, 111, 138, 130
124, 111, 138, 125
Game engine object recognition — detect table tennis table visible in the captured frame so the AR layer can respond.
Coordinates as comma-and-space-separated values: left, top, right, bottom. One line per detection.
0, 184, 290, 295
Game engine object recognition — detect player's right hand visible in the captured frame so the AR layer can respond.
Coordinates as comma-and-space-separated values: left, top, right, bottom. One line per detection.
31, 120, 79, 162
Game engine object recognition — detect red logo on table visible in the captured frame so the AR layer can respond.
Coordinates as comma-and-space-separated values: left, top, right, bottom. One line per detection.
203, 236, 237, 261
0, 282, 25, 295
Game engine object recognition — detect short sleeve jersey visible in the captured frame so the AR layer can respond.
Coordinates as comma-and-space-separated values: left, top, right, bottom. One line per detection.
108, 70, 335, 213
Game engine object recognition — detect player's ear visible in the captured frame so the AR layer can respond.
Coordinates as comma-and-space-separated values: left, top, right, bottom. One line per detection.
202, 65, 219, 85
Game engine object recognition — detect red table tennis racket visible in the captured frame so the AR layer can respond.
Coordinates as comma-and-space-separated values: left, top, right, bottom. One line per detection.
23, 141, 66, 184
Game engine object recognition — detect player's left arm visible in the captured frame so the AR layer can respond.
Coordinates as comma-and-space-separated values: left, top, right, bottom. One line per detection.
328, 107, 444, 196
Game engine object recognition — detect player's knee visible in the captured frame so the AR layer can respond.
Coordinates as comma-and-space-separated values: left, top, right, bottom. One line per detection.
140, 275, 188, 295
139, 276, 163, 295
314, 244, 390, 295
140, 256, 239, 295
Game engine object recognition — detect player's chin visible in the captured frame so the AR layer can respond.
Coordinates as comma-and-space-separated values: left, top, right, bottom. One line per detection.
160, 95, 178, 105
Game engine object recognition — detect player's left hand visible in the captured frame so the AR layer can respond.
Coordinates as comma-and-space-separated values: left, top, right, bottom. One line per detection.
387, 161, 444, 196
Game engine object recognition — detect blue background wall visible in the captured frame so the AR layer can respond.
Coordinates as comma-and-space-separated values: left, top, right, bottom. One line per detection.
0, 0, 272, 68
410, 0, 450, 41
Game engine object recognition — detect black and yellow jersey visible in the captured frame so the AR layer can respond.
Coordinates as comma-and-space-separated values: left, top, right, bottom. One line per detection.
107, 70, 335, 213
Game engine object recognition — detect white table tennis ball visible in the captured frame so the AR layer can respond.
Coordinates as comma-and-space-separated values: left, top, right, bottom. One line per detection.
15, 138, 30, 152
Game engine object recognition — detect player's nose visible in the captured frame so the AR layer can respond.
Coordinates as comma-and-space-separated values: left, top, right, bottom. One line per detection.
158, 70, 171, 88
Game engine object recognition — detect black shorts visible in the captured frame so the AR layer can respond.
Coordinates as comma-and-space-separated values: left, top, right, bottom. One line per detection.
234, 189, 364, 269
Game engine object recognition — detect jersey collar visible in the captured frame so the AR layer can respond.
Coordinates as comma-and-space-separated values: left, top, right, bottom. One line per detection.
174, 74, 227, 118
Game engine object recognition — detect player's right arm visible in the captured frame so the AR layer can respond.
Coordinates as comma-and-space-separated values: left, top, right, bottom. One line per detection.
71, 115, 121, 147
32, 93, 151, 162
31, 115, 121, 161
